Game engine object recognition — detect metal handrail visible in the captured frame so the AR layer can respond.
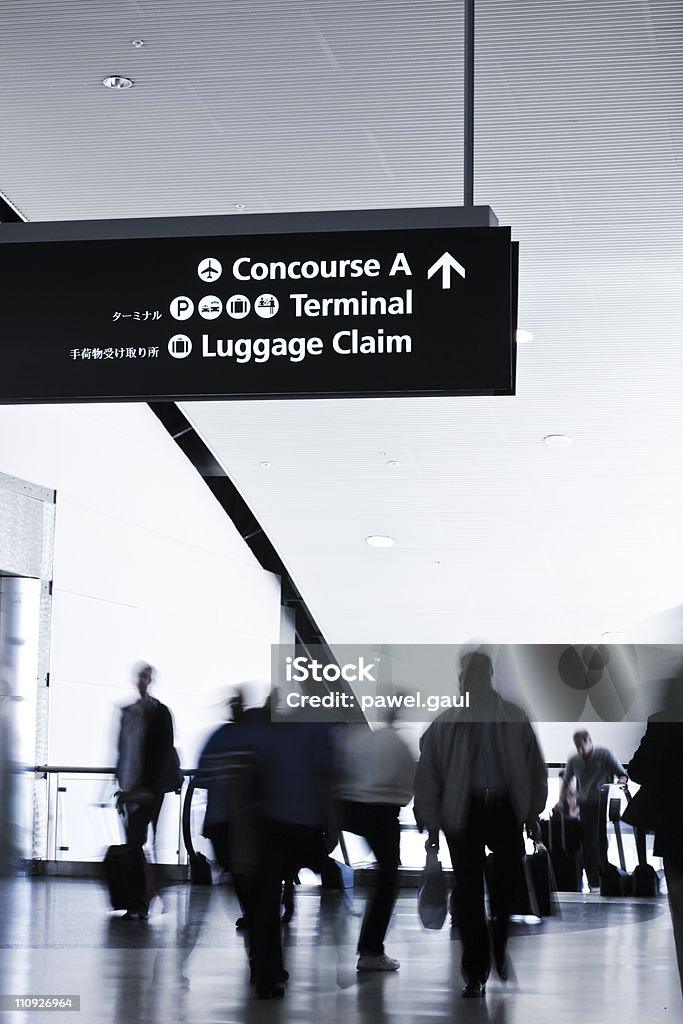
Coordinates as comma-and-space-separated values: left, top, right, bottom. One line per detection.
34, 762, 569, 773
29, 762, 586, 872
34, 766, 196, 775
33, 765, 196, 868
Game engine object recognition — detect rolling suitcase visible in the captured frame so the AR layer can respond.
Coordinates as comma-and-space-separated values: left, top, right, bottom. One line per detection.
599, 785, 632, 896
521, 839, 553, 917
103, 844, 153, 911
593, 782, 659, 897
485, 831, 553, 918
541, 813, 582, 892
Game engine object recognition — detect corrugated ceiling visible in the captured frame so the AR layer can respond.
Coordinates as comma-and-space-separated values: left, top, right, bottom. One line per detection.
2, 0, 682, 644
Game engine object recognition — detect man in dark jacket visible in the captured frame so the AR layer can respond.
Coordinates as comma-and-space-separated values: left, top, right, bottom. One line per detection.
414, 650, 547, 998
116, 663, 179, 917
628, 680, 683, 998
196, 696, 266, 959
249, 715, 337, 999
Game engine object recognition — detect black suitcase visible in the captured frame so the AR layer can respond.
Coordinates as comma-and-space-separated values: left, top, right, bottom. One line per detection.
541, 814, 582, 892
600, 861, 632, 897
521, 841, 553, 917
597, 785, 659, 897
103, 844, 152, 911
599, 787, 633, 896
632, 861, 659, 897
486, 836, 553, 918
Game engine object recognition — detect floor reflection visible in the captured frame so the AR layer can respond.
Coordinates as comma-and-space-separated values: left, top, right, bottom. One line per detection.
0, 877, 678, 1024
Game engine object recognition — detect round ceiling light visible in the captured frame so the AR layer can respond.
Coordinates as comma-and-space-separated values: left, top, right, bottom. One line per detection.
516, 329, 534, 343
102, 76, 134, 90
365, 535, 395, 548
543, 434, 573, 447
259, 461, 272, 469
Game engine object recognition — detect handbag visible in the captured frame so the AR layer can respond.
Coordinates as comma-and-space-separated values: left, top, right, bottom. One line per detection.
160, 747, 184, 793
418, 848, 448, 930
620, 785, 661, 833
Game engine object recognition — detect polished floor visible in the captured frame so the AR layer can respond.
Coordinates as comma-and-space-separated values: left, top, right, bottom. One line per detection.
0, 876, 680, 1023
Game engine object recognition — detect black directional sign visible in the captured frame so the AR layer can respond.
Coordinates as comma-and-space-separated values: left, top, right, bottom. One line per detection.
0, 207, 517, 403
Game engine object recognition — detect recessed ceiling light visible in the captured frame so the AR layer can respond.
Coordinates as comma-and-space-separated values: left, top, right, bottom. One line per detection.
234, 203, 246, 210
102, 76, 134, 90
131, 39, 146, 48
259, 461, 272, 469
543, 434, 573, 447
517, 329, 534, 343
387, 460, 400, 468
601, 631, 625, 642
365, 535, 395, 548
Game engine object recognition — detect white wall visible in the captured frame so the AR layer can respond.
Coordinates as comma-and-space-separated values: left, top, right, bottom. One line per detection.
0, 402, 282, 774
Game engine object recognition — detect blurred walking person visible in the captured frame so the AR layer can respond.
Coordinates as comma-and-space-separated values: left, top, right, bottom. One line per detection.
414, 650, 547, 997
115, 663, 180, 918
196, 689, 265, 970
336, 712, 415, 971
249, 715, 337, 999
628, 678, 683, 997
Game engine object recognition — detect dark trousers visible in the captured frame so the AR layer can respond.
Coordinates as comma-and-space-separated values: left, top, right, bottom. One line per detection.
664, 855, 683, 997
124, 795, 163, 913
205, 821, 257, 929
339, 800, 401, 956
446, 795, 524, 985
250, 819, 323, 992
125, 794, 164, 850
578, 799, 603, 887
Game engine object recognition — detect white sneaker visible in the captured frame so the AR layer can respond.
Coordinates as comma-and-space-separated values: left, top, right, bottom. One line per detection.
357, 954, 400, 972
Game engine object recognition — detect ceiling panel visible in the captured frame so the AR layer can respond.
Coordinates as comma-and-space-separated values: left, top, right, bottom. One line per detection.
2, 0, 682, 646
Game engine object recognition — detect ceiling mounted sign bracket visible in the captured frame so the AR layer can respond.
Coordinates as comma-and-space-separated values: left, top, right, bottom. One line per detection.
463, 0, 475, 207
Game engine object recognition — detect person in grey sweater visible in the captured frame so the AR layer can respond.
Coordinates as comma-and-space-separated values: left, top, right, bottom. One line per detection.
336, 718, 415, 972
556, 731, 627, 889
414, 651, 547, 998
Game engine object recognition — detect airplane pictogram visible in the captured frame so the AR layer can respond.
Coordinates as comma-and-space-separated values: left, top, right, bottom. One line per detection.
198, 257, 223, 283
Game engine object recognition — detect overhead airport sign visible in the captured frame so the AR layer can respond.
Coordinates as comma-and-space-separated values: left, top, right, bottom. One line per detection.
0, 207, 517, 403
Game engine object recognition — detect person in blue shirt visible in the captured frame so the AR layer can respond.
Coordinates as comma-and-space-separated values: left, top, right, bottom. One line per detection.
248, 714, 338, 999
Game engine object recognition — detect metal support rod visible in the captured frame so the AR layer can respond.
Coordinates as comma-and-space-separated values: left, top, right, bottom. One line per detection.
463, 0, 475, 207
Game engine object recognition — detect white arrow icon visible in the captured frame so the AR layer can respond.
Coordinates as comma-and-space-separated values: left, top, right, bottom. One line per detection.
427, 252, 466, 288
